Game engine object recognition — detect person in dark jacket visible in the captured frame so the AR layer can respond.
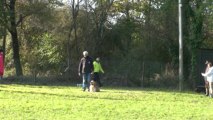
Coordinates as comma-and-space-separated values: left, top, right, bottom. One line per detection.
78, 51, 94, 91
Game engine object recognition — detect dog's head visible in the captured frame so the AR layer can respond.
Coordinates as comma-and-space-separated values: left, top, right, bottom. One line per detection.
90, 80, 96, 86
89, 80, 100, 92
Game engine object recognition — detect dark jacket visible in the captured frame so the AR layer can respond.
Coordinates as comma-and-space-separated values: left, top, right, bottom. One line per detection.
78, 56, 94, 74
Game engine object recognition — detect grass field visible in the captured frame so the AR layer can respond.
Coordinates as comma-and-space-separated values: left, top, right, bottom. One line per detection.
0, 84, 213, 120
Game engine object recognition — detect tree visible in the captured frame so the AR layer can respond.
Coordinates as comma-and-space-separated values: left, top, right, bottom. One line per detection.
181, 0, 208, 88
66, 0, 81, 71
6, 0, 23, 76
0, 0, 7, 61
0, 0, 63, 76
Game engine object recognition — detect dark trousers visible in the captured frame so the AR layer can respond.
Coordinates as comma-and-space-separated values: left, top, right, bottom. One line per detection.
205, 79, 209, 95
94, 72, 102, 87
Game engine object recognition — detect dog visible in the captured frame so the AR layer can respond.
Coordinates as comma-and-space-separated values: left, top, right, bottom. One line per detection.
195, 85, 205, 93
89, 80, 100, 92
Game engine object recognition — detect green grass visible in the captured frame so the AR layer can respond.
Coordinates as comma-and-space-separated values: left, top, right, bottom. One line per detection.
0, 84, 212, 120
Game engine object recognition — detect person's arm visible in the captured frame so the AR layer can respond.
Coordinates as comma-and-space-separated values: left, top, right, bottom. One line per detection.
90, 57, 94, 73
100, 63, 104, 73
78, 59, 82, 76
202, 67, 213, 77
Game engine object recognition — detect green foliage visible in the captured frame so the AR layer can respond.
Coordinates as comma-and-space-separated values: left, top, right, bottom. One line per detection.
24, 33, 63, 74
0, 85, 213, 120
1, 0, 212, 87
202, 0, 213, 48
0, 1, 7, 27
182, 1, 210, 87
37, 33, 62, 67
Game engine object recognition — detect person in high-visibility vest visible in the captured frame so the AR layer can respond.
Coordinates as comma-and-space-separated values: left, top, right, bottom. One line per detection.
93, 57, 104, 87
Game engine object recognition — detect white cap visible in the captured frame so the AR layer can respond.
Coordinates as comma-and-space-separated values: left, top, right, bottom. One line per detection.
83, 51, 88, 57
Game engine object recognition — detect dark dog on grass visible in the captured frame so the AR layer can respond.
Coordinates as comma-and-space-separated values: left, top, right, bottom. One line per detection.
195, 86, 205, 93
89, 80, 100, 92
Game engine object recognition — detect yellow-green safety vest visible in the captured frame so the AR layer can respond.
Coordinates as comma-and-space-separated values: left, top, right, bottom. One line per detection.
93, 61, 104, 73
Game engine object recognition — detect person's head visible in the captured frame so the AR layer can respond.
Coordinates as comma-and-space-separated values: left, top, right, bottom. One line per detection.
96, 57, 100, 62
208, 62, 212, 67
83, 51, 88, 57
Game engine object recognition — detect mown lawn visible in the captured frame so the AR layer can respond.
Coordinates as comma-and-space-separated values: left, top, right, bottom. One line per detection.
0, 84, 212, 120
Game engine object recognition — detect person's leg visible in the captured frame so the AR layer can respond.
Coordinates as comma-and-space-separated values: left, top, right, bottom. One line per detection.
94, 72, 98, 82
98, 76, 102, 87
210, 82, 213, 98
95, 73, 102, 87
82, 73, 87, 91
205, 80, 209, 96
209, 82, 212, 97
85, 73, 91, 91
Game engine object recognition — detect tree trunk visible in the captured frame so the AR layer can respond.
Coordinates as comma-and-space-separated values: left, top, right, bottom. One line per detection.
2, 27, 6, 63
72, 0, 79, 53
9, 0, 23, 76
10, 30, 23, 76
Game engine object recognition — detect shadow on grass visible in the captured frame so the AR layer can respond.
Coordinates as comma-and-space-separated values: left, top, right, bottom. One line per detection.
0, 89, 129, 101
0, 76, 76, 87
104, 86, 203, 96
0, 76, 203, 96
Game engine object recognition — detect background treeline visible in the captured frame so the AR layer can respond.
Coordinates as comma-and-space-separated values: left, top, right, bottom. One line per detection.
0, 0, 212, 89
